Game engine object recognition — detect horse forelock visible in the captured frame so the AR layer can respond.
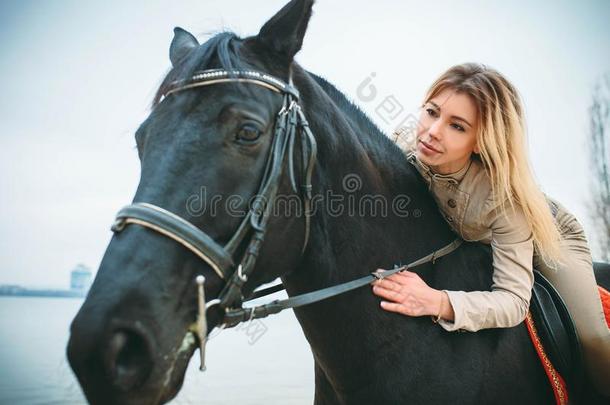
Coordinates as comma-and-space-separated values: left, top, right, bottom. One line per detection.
152, 31, 254, 107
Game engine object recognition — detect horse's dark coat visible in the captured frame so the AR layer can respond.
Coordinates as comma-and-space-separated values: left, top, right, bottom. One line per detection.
67, 1, 609, 404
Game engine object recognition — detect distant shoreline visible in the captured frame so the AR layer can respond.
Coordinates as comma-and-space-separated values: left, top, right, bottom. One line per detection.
0, 286, 86, 299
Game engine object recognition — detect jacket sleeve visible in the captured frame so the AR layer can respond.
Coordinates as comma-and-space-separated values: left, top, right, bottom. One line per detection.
437, 202, 534, 332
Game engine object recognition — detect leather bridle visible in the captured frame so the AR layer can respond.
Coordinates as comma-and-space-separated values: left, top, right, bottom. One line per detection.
110, 68, 462, 371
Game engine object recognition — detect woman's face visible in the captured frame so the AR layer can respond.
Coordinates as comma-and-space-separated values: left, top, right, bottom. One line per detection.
415, 88, 479, 174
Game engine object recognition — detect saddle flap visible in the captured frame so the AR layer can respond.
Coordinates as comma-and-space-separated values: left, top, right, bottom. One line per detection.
530, 270, 584, 398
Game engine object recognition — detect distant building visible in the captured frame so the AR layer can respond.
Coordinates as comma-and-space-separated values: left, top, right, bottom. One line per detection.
71, 264, 92, 292
0, 285, 25, 295
0, 264, 93, 299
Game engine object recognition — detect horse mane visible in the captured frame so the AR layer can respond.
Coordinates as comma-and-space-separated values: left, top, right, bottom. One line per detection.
307, 72, 406, 155
301, 69, 417, 187
307, 73, 386, 139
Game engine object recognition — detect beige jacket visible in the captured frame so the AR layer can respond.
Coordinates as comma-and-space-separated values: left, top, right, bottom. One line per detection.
406, 153, 534, 332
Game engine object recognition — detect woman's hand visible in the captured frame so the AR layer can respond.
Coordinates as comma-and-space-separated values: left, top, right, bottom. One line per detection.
371, 270, 453, 320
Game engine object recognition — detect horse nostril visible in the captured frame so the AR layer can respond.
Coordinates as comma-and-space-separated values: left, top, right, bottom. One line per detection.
106, 328, 153, 391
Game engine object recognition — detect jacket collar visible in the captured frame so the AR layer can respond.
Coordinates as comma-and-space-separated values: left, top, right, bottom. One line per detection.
407, 152, 473, 185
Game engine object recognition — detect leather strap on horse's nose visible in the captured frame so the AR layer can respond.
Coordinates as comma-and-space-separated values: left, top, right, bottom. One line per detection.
111, 202, 234, 280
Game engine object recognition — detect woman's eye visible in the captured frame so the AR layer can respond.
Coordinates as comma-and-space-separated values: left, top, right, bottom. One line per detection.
451, 123, 465, 132
236, 124, 262, 143
426, 108, 438, 117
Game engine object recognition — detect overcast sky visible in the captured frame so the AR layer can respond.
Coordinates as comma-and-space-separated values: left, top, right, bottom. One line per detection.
1, 0, 609, 288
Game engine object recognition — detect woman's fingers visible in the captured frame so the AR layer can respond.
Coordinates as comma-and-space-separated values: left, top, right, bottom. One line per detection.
372, 284, 402, 301
374, 271, 416, 288
374, 278, 400, 290
393, 270, 417, 279
379, 301, 407, 315
372, 269, 435, 318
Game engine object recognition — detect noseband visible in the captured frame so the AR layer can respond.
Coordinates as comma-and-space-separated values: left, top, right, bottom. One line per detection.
110, 68, 463, 371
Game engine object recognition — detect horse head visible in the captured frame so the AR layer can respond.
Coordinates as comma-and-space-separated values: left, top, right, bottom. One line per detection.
67, 1, 317, 403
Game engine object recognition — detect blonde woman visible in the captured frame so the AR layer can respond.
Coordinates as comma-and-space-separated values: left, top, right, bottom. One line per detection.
371, 63, 610, 395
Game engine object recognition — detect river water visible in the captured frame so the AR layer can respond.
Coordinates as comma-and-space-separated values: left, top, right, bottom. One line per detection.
0, 296, 314, 404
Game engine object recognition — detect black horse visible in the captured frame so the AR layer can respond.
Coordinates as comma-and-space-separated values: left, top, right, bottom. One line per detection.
67, 1, 610, 404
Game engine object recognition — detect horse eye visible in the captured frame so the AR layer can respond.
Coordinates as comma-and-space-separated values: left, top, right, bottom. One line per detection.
235, 124, 262, 143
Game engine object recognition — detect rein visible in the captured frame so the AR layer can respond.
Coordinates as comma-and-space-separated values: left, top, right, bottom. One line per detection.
110, 68, 462, 371
223, 238, 463, 327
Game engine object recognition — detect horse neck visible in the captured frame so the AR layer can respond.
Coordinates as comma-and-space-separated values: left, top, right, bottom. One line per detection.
276, 67, 460, 389
284, 65, 454, 291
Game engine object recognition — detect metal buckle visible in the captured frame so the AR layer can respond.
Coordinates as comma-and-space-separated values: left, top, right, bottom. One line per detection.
237, 264, 247, 282
371, 269, 386, 280
277, 100, 297, 117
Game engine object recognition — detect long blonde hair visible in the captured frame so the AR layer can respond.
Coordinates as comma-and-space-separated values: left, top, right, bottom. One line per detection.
398, 63, 564, 265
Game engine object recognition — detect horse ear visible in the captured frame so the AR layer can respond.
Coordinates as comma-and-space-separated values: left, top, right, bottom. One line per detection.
255, 0, 314, 62
169, 27, 199, 67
